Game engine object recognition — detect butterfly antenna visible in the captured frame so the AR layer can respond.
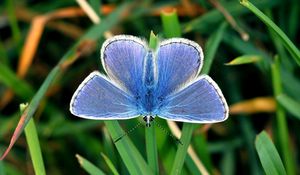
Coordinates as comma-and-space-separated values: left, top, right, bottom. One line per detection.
114, 120, 144, 143
152, 120, 183, 145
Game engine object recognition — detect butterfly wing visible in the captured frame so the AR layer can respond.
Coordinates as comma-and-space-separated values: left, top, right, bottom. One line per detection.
101, 35, 147, 96
158, 75, 228, 123
70, 72, 139, 119
155, 38, 203, 98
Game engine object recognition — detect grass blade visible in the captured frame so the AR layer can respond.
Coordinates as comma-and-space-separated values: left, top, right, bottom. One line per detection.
105, 121, 153, 175
0, 160, 5, 175
23, 103, 46, 175
149, 31, 159, 50
170, 123, 195, 175
161, 9, 181, 38
277, 94, 300, 119
145, 125, 158, 175
225, 55, 262, 66
0, 63, 33, 99
239, 117, 263, 174
240, 0, 300, 66
5, 0, 21, 45
101, 153, 119, 175
223, 32, 272, 71
255, 131, 287, 175
202, 22, 227, 74
185, 155, 201, 175
0, 40, 9, 65
220, 150, 235, 175
76, 154, 106, 175
184, 0, 281, 34
271, 56, 296, 175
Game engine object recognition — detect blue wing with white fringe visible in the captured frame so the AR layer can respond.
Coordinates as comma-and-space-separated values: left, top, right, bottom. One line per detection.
158, 75, 229, 123
70, 72, 139, 120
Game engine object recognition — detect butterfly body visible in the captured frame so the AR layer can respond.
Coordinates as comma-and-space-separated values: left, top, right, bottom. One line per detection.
141, 51, 156, 114
70, 35, 229, 125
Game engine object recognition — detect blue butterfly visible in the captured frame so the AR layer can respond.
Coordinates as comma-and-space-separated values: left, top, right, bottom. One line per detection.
70, 35, 229, 127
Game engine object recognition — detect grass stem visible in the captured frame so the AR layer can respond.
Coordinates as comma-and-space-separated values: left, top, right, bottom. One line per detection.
271, 57, 296, 175
23, 104, 46, 175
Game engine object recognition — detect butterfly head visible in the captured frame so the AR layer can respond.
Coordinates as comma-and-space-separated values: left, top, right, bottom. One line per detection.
143, 115, 154, 127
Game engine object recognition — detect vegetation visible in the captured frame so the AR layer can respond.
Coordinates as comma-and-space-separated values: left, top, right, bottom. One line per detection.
0, 0, 299, 174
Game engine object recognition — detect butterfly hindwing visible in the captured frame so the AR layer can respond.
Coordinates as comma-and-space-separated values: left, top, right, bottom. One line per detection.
70, 72, 139, 120
158, 75, 228, 123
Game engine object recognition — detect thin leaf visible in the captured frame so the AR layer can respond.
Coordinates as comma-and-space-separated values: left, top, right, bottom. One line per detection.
240, 0, 300, 66
101, 153, 119, 175
185, 155, 201, 175
202, 22, 227, 74
220, 150, 235, 175
0, 160, 5, 175
255, 131, 287, 175
271, 56, 296, 175
105, 121, 153, 175
225, 55, 261, 66
0, 63, 33, 99
238, 117, 263, 174
170, 123, 195, 175
161, 9, 181, 38
0, 40, 9, 65
277, 94, 300, 119
0, 161, 23, 175
149, 31, 159, 50
76, 154, 106, 175
23, 104, 46, 175
102, 127, 118, 169
184, 0, 281, 34
223, 32, 272, 72
145, 125, 158, 175
5, 0, 21, 45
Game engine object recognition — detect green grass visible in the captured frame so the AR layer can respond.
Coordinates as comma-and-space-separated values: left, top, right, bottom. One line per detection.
0, 0, 300, 174
271, 57, 296, 175
277, 94, 300, 119
23, 103, 46, 175
76, 154, 106, 175
255, 131, 287, 175
240, 0, 300, 66
105, 121, 152, 175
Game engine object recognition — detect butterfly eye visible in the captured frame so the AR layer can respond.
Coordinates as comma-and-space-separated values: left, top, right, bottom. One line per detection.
150, 116, 154, 121
143, 116, 147, 121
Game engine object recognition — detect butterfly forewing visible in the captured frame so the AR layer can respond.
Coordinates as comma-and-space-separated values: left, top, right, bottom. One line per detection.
155, 39, 203, 99
101, 35, 147, 96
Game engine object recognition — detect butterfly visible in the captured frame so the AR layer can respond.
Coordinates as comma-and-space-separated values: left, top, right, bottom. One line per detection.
70, 35, 229, 127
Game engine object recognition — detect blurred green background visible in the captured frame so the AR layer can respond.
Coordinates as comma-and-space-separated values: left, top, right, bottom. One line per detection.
0, 0, 299, 174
